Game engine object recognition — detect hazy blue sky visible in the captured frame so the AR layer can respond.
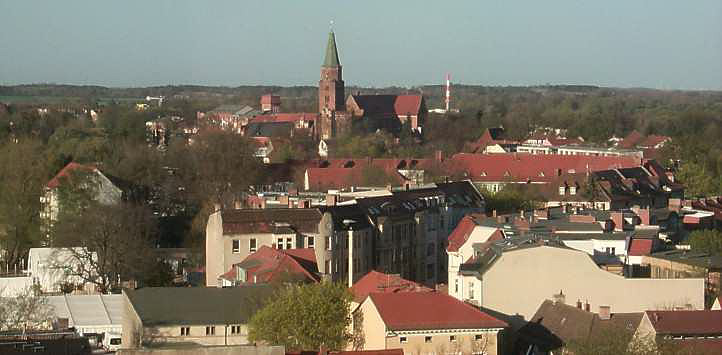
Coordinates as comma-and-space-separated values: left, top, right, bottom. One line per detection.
1, 1, 721, 89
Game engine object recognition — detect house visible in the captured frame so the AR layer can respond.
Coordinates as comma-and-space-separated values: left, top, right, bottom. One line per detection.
304, 158, 431, 191
217, 246, 320, 287
200, 104, 260, 133
618, 130, 671, 150
345, 94, 427, 134
47, 294, 123, 336
517, 299, 643, 354
641, 250, 722, 308
261, 94, 281, 113
353, 292, 507, 355
40, 162, 137, 240
451, 239, 704, 320
122, 285, 274, 348
465, 127, 518, 154
205, 208, 323, 287
635, 310, 722, 353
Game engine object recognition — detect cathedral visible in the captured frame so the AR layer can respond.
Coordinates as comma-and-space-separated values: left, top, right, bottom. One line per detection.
317, 31, 427, 140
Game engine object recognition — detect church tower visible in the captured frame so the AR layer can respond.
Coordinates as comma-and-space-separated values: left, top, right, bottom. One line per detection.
318, 30, 346, 139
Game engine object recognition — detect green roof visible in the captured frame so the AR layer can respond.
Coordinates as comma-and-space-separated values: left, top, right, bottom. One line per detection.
323, 31, 340, 68
125, 285, 274, 326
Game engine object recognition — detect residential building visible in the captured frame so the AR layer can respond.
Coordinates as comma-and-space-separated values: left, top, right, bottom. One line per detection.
353, 292, 507, 355
642, 250, 722, 308
517, 299, 643, 354
451, 239, 704, 320
205, 208, 323, 287
634, 310, 722, 353
217, 246, 320, 287
122, 285, 274, 348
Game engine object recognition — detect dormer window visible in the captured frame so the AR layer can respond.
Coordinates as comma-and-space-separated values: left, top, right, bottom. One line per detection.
559, 185, 566, 195
480, 172, 487, 177
539, 172, 545, 177
570, 185, 577, 195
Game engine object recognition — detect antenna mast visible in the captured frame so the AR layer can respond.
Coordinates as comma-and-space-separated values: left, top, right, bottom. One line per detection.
445, 73, 451, 112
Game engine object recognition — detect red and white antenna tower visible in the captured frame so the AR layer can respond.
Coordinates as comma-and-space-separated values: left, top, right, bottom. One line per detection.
445, 73, 451, 112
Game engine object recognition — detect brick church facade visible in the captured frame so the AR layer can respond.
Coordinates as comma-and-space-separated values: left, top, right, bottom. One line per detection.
317, 31, 426, 139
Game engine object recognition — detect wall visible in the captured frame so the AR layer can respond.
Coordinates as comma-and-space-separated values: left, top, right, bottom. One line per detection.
0, 276, 33, 297
385, 330, 500, 355
142, 324, 248, 346
117, 345, 285, 355
205, 212, 224, 287
481, 246, 704, 319
355, 297, 386, 350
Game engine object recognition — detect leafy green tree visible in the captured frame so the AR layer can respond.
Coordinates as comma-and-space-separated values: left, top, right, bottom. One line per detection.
687, 229, 722, 255
676, 161, 721, 197
248, 282, 353, 351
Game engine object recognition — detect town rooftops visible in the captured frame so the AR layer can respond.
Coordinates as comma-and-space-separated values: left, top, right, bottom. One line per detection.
350, 271, 432, 303
368, 292, 507, 331
124, 285, 274, 326
523, 299, 643, 348
348, 94, 425, 118
645, 310, 722, 336
220, 208, 323, 235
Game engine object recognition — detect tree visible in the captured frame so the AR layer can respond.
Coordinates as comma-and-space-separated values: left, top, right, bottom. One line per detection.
0, 286, 54, 331
248, 282, 353, 351
0, 139, 46, 267
51, 202, 157, 293
687, 229, 722, 255
676, 161, 720, 197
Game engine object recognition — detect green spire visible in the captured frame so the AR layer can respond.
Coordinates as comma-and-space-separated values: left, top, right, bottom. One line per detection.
323, 31, 340, 68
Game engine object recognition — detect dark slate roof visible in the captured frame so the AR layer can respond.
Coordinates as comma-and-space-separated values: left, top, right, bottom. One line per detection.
125, 285, 274, 326
646, 250, 722, 269
323, 31, 340, 68
319, 204, 372, 231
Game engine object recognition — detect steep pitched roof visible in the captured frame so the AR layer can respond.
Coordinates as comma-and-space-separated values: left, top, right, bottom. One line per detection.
645, 310, 722, 336
368, 292, 507, 331
220, 246, 319, 284
446, 215, 480, 252
349, 95, 425, 118
350, 271, 432, 303
323, 31, 340, 67
627, 238, 654, 256
46, 162, 96, 189
394, 95, 423, 116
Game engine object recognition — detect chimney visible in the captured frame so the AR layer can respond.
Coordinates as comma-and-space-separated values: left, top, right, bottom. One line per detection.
492, 210, 497, 217
233, 200, 241, 209
326, 195, 338, 206
553, 290, 565, 304
435, 150, 444, 162
213, 203, 222, 212
584, 301, 590, 312
598, 305, 611, 320
576, 300, 582, 309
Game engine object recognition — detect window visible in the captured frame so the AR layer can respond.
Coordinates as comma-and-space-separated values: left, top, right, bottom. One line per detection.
425, 336, 432, 343
427, 243, 435, 256
110, 338, 121, 345
286, 237, 293, 249
400, 336, 407, 343
232, 240, 240, 253
559, 186, 566, 195
180, 327, 190, 336
249, 238, 257, 252
326, 236, 332, 250
570, 185, 577, 195
475, 334, 484, 341
206, 326, 215, 335
469, 281, 475, 300
450, 335, 456, 342
307, 236, 314, 248
230, 325, 241, 334
277, 238, 284, 249
455, 279, 459, 293
606, 247, 616, 255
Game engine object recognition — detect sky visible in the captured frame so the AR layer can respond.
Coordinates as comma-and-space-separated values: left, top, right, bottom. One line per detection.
1, 1, 721, 90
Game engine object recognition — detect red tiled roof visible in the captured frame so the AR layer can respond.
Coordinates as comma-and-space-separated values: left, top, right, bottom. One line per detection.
250, 113, 317, 123
628, 239, 654, 256
446, 216, 478, 252
220, 246, 319, 284
619, 130, 644, 149
445, 153, 641, 183
394, 95, 423, 116
645, 310, 722, 335
46, 162, 96, 189
369, 292, 508, 330
350, 271, 432, 303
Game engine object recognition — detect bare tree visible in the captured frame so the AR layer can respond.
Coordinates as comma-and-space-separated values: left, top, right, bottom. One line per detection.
0, 286, 54, 331
52, 203, 156, 293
